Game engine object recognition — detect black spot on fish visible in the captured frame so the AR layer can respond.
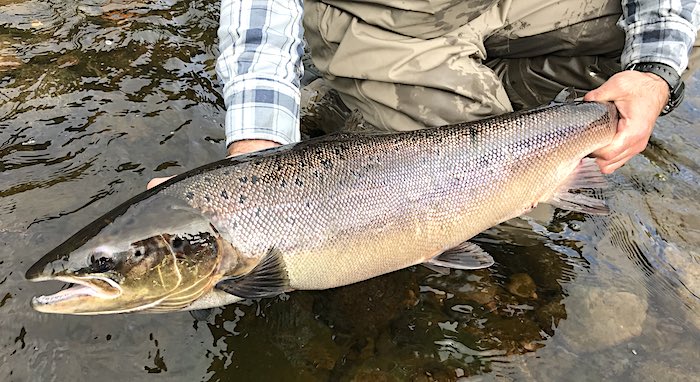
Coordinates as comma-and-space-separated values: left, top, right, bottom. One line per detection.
239, 195, 247, 204
468, 127, 478, 142
204, 195, 211, 203
221, 190, 229, 200
185, 191, 194, 200
295, 178, 303, 187
320, 158, 332, 169
280, 179, 287, 187
223, 170, 230, 176
239, 176, 247, 183
251, 175, 259, 184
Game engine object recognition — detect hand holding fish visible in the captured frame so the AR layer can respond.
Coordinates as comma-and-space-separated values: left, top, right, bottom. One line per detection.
227, 139, 281, 157
584, 70, 670, 174
147, 139, 281, 189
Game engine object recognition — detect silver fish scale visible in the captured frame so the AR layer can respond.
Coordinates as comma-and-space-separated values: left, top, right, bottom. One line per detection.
163, 102, 616, 290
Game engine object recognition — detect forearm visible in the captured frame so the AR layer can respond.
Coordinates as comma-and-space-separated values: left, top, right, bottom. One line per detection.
216, 0, 304, 148
619, 0, 700, 74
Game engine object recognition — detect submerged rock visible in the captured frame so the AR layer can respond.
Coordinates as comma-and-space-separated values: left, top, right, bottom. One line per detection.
506, 273, 538, 299
560, 286, 648, 353
630, 360, 700, 382
661, 247, 700, 332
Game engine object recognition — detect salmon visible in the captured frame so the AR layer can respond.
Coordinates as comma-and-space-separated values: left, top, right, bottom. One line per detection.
25, 101, 617, 314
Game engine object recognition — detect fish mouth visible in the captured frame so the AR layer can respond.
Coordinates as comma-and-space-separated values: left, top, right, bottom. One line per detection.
29, 276, 123, 314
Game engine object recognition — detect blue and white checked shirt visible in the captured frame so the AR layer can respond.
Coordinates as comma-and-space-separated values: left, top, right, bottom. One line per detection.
216, 0, 304, 148
216, 0, 700, 148
620, 0, 700, 72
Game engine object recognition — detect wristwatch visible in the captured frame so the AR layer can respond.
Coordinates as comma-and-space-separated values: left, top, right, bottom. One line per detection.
626, 62, 685, 115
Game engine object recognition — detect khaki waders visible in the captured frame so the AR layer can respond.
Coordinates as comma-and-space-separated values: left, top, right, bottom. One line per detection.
303, 0, 698, 131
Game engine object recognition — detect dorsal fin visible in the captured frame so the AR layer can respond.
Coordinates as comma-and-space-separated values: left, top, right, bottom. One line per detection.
550, 87, 581, 104
215, 247, 292, 299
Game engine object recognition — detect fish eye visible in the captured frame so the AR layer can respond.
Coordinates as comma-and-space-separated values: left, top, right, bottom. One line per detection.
170, 236, 187, 251
90, 254, 114, 273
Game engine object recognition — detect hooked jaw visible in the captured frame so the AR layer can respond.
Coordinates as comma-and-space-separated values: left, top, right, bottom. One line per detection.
25, 190, 227, 314
28, 274, 124, 314
24, 246, 119, 314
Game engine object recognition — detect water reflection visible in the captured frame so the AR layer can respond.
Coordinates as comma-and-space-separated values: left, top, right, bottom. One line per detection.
1, 0, 699, 380
197, 230, 574, 380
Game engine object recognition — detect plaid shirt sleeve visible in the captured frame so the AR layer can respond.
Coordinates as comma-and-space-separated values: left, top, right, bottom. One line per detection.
216, 0, 304, 147
619, 0, 700, 74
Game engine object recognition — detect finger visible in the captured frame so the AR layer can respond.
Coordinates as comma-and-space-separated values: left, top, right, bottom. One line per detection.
592, 113, 644, 159
594, 136, 631, 171
592, 143, 622, 162
592, 131, 628, 161
599, 154, 631, 174
583, 88, 605, 102
596, 144, 639, 173
147, 176, 174, 189
227, 139, 280, 156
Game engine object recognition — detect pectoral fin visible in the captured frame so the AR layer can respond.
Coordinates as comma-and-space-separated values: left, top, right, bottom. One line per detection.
427, 242, 494, 270
215, 247, 291, 299
546, 158, 609, 215
422, 263, 451, 275
189, 308, 214, 322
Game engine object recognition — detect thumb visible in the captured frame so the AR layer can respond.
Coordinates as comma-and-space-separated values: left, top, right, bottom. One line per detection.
584, 82, 616, 102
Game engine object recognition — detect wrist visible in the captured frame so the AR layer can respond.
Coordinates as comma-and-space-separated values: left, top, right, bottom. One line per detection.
639, 71, 670, 104
626, 62, 685, 115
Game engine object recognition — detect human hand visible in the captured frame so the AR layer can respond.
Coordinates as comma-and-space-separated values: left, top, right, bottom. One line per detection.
583, 70, 669, 174
226, 139, 280, 156
147, 139, 281, 189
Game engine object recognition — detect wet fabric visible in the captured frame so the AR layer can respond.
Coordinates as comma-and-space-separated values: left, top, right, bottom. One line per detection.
303, 0, 697, 131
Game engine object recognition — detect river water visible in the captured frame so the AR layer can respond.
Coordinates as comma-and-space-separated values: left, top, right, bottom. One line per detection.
1, 1, 699, 381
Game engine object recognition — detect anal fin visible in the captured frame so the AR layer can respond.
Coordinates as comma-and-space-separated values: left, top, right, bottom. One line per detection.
427, 241, 494, 270
546, 158, 610, 215
215, 247, 291, 299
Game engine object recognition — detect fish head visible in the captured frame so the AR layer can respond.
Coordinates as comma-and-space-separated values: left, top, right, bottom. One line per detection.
26, 191, 229, 314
